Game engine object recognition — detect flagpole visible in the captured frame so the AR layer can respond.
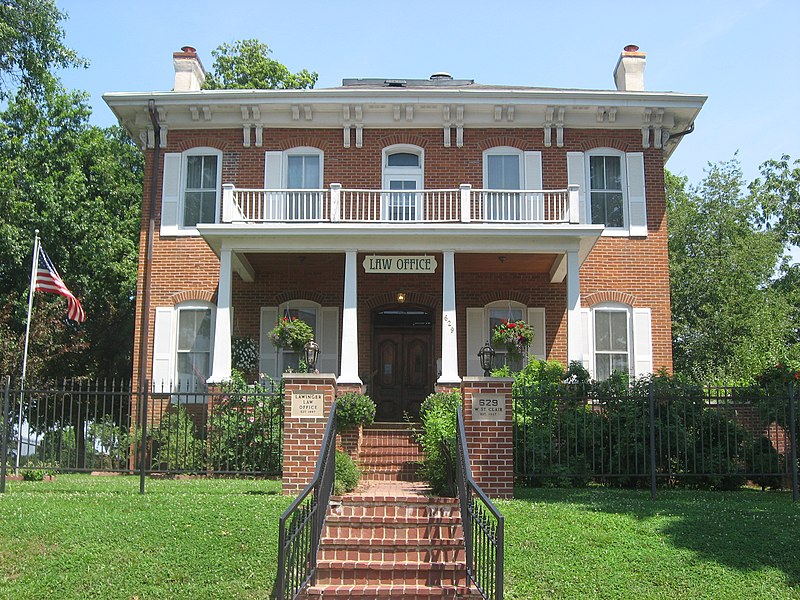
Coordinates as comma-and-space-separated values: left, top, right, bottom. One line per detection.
16, 230, 40, 469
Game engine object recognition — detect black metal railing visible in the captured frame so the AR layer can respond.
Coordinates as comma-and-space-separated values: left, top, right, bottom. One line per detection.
455, 408, 504, 600
513, 380, 799, 499
0, 378, 284, 490
276, 401, 338, 600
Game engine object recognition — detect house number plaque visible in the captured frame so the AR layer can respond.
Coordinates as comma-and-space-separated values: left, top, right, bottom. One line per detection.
472, 394, 506, 421
291, 391, 324, 418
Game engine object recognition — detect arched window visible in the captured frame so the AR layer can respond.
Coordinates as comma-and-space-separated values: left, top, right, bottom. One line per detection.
591, 302, 631, 380
160, 147, 223, 235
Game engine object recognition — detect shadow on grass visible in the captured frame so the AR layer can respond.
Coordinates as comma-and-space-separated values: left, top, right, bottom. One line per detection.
514, 487, 800, 586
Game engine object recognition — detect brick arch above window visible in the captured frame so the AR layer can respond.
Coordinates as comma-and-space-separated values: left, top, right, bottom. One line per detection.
175, 138, 231, 153
373, 133, 430, 150
364, 292, 440, 311
274, 136, 331, 153
478, 136, 528, 152
573, 136, 630, 153
274, 291, 329, 306
475, 290, 530, 307
583, 291, 638, 307
168, 290, 216, 306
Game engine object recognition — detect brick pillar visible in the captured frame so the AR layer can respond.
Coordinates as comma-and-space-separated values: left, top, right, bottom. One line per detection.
460, 377, 514, 499
336, 383, 365, 460
282, 373, 337, 495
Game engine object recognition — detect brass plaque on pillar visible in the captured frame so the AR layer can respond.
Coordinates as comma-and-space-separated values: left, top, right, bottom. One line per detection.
291, 391, 324, 418
472, 395, 506, 421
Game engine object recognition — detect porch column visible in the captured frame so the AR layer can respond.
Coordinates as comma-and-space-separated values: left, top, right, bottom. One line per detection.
438, 250, 461, 385
208, 247, 232, 383
566, 250, 583, 365
338, 250, 362, 384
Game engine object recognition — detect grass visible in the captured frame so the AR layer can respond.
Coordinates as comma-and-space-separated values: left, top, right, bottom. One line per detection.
0, 476, 798, 599
500, 487, 800, 599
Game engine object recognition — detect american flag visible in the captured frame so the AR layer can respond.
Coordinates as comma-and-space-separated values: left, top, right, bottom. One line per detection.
36, 247, 86, 323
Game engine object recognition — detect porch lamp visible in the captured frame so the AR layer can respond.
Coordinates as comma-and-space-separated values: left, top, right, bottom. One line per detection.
478, 341, 496, 376
303, 339, 320, 373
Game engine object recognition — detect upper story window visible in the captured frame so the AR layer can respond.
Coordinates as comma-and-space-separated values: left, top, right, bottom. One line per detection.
160, 147, 222, 236
567, 148, 647, 236
588, 152, 625, 228
183, 153, 220, 228
382, 145, 424, 221
262, 148, 324, 221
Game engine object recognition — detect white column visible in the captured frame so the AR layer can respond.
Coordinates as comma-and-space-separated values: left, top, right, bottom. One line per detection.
566, 250, 582, 365
208, 247, 233, 383
338, 250, 362, 384
438, 250, 461, 385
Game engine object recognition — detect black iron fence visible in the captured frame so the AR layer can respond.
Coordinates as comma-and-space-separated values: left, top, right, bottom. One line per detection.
277, 401, 337, 600
455, 408, 504, 600
513, 380, 799, 500
0, 377, 284, 485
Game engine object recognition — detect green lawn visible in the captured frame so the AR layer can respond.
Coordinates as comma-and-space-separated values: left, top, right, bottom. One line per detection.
0, 476, 798, 599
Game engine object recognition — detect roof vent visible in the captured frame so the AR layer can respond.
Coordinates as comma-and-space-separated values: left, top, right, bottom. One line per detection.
430, 72, 453, 80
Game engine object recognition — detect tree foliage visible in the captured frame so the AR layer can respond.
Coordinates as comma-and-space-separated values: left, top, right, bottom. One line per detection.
666, 160, 796, 382
0, 0, 86, 100
751, 154, 800, 248
203, 39, 317, 90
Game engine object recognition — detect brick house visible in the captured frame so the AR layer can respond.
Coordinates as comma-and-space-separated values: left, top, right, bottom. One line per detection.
105, 45, 704, 420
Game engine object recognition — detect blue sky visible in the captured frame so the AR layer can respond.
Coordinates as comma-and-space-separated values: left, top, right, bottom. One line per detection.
56, 0, 798, 188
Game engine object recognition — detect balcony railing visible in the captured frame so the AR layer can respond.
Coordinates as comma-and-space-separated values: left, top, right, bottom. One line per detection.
223, 183, 580, 225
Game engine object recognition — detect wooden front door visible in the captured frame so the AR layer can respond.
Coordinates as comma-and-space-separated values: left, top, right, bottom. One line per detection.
373, 330, 432, 421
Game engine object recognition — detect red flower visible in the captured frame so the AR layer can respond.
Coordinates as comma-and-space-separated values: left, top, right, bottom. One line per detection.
507, 322, 516, 328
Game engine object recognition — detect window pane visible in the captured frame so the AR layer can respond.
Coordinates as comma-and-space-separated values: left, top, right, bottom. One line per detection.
387, 152, 419, 167
184, 192, 201, 227
605, 157, 622, 190
487, 155, 520, 189
178, 309, 211, 352
611, 353, 629, 374
609, 312, 628, 351
201, 156, 217, 188
589, 156, 606, 190
590, 192, 607, 225
595, 311, 611, 351
177, 352, 210, 387
596, 355, 611, 381
186, 156, 204, 188
288, 155, 321, 189
606, 192, 624, 228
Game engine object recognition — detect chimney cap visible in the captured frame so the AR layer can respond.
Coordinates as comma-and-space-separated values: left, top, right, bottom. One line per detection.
180, 46, 197, 54
623, 44, 639, 53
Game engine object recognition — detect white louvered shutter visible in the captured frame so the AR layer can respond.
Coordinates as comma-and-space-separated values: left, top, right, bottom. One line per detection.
626, 152, 647, 237
152, 307, 175, 392
264, 151, 284, 220
160, 153, 182, 235
566, 152, 586, 224
580, 308, 592, 374
526, 308, 546, 360
317, 307, 340, 375
632, 308, 653, 378
466, 308, 485, 376
259, 307, 279, 381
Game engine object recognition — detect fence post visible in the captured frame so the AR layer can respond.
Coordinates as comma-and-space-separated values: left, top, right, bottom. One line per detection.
648, 379, 657, 500
790, 381, 798, 503
139, 381, 149, 495
1, 376, 9, 493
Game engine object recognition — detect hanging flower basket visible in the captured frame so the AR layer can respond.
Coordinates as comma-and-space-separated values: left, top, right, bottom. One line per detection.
268, 316, 313, 352
492, 319, 534, 358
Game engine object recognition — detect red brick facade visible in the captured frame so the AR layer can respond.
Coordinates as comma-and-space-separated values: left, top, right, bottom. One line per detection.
131, 126, 673, 389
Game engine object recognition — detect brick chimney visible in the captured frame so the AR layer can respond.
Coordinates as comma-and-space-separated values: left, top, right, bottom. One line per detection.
613, 45, 646, 91
173, 46, 206, 92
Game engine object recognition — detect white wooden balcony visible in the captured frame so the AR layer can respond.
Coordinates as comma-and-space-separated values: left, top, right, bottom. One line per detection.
222, 183, 581, 225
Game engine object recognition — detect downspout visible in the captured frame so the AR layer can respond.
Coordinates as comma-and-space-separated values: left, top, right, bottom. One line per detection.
137, 100, 160, 390
664, 122, 695, 144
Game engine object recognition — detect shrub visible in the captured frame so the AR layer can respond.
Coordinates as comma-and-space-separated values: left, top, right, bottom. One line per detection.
208, 371, 283, 473
335, 393, 376, 431
19, 460, 58, 480
150, 406, 207, 472
417, 390, 461, 496
334, 450, 360, 495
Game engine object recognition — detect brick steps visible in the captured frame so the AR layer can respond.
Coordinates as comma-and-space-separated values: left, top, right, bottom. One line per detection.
310, 480, 475, 598
359, 422, 423, 481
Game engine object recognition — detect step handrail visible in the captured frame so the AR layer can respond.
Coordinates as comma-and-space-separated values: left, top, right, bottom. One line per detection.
276, 401, 338, 600
455, 407, 504, 600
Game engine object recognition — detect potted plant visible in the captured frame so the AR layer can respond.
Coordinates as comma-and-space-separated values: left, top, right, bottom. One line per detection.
268, 316, 313, 352
492, 319, 534, 359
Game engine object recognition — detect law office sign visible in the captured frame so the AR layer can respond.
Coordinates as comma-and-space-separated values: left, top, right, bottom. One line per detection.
363, 255, 438, 274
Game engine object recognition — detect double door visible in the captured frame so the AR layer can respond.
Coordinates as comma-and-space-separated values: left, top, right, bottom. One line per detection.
373, 330, 432, 421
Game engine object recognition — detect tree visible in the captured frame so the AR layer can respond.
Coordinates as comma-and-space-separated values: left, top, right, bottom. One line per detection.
0, 0, 86, 100
0, 85, 143, 383
666, 160, 795, 382
751, 155, 800, 248
203, 39, 317, 90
